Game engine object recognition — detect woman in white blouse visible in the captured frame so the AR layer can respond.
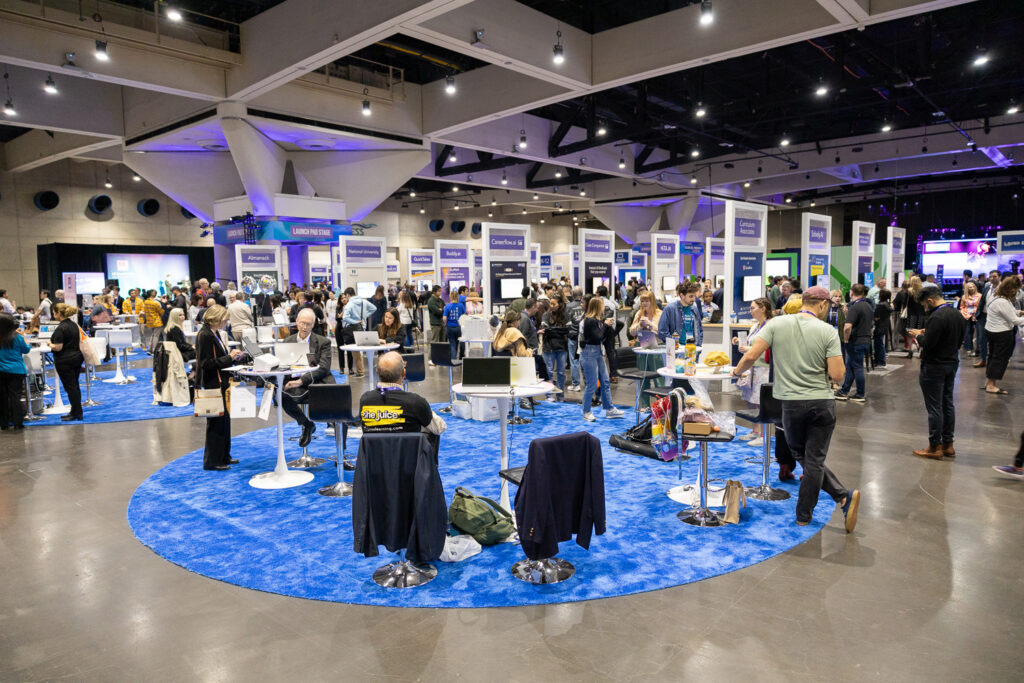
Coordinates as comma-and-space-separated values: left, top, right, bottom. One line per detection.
732, 297, 775, 446
983, 277, 1024, 395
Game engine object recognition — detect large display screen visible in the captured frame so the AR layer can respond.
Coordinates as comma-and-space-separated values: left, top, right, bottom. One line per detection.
765, 259, 791, 278
500, 278, 524, 299
742, 275, 764, 302
105, 253, 189, 294
921, 239, 998, 278
356, 281, 379, 299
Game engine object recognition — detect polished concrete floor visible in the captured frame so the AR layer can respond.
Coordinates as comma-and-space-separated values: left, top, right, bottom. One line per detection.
2, 347, 1023, 682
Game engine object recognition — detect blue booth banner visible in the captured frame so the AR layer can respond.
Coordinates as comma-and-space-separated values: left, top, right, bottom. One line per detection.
681, 242, 705, 256
215, 221, 352, 245
541, 254, 553, 267
614, 251, 630, 265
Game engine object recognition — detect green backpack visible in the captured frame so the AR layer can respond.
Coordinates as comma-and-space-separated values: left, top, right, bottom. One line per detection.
448, 487, 515, 545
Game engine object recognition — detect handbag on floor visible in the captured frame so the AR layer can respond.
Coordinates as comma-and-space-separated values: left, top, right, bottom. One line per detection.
448, 487, 515, 545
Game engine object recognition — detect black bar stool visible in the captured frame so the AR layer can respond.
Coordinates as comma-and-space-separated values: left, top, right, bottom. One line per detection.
401, 352, 426, 392
308, 383, 360, 497
736, 383, 790, 502
616, 348, 661, 425
429, 342, 456, 413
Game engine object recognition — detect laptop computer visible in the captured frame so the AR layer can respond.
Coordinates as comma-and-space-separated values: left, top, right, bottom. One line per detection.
510, 357, 538, 386
636, 329, 660, 349
460, 358, 511, 393
274, 342, 308, 366
353, 331, 379, 347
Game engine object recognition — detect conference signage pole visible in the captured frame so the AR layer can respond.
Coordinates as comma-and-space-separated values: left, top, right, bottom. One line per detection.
406, 248, 435, 287
614, 250, 630, 283
885, 226, 907, 287
235, 244, 283, 291
801, 213, 832, 290
578, 228, 615, 295
570, 246, 579, 287
434, 240, 473, 292
337, 235, 387, 294
651, 234, 680, 300
530, 243, 541, 284
704, 237, 725, 283
723, 200, 768, 357
481, 223, 531, 314
852, 221, 876, 288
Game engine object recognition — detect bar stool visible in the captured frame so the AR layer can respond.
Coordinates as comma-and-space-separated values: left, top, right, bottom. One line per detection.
429, 342, 456, 413
616, 348, 661, 425
287, 402, 327, 469
83, 337, 107, 407
21, 350, 45, 423
677, 431, 736, 527
40, 351, 70, 416
401, 352, 426, 392
309, 384, 359, 496
103, 329, 135, 384
739, 383, 790, 502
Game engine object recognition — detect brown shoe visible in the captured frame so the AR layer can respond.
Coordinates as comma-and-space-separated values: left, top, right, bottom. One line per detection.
913, 445, 943, 460
973, 360, 986, 368
941, 442, 956, 458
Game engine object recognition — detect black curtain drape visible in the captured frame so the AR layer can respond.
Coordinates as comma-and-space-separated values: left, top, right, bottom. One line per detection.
37, 243, 215, 297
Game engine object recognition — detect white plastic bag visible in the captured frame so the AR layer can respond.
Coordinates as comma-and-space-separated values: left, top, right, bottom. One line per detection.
439, 534, 482, 562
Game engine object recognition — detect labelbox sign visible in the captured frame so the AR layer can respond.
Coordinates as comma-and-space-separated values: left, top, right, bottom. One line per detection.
241, 250, 277, 266
345, 241, 383, 263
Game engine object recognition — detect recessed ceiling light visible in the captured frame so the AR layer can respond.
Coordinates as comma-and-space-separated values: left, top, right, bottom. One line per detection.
699, 0, 714, 26
95, 40, 109, 61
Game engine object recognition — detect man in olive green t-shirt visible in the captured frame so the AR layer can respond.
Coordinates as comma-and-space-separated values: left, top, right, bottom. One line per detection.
732, 286, 861, 533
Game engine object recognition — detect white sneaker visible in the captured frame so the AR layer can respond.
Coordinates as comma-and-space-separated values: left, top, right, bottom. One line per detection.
605, 408, 625, 419
428, 360, 435, 367
583, 412, 596, 422
739, 432, 758, 441
747, 437, 764, 447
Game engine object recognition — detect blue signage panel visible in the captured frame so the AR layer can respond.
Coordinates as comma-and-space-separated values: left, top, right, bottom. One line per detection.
733, 251, 763, 316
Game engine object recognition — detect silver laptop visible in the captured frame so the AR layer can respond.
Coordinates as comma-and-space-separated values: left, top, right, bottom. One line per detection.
636, 329, 660, 349
274, 342, 308, 366
353, 331, 379, 346
460, 358, 511, 393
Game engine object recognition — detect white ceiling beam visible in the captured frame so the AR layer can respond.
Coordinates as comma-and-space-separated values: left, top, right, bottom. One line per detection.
815, 0, 871, 23
0, 64, 124, 137
2, 130, 120, 172
227, 0, 473, 101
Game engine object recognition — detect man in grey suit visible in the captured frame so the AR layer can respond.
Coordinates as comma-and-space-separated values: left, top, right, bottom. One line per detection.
281, 308, 335, 446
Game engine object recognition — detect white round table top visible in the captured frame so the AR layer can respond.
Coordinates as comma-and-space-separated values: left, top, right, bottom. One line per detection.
657, 365, 734, 381
458, 337, 493, 343
339, 343, 399, 353
635, 345, 702, 355
228, 365, 293, 378
452, 381, 554, 399
94, 323, 138, 329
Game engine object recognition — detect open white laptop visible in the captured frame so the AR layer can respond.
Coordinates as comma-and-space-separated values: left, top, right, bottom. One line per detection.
510, 357, 538, 386
274, 342, 309, 366
353, 331, 379, 347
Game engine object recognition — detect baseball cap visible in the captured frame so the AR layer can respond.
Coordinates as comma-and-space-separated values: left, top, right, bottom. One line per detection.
803, 286, 831, 301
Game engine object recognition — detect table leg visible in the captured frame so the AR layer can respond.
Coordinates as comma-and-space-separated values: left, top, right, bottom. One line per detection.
249, 372, 315, 490
497, 397, 510, 511
678, 441, 722, 527
365, 351, 376, 388
274, 378, 287, 476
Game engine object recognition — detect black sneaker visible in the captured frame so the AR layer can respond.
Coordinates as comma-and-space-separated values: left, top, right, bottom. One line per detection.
849, 395, 866, 404
834, 392, 849, 401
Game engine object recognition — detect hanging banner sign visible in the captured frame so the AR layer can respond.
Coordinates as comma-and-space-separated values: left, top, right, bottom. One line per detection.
614, 251, 629, 265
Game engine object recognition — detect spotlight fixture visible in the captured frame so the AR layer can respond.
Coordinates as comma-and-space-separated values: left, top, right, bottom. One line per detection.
62, 52, 77, 68
104, 174, 113, 189
453, 203, 459, 211
501, 172, 508, 185
554, 169, 563, 179
972, 52, 989, 67
533, 193, 539, 200
694, 102, 706, 118
743, 181, 751, 188
419, 207, 425, 214
95, 40, 109, 61
952, 156, 958, 167
699, 0, 714, 26
1008, 104, 1020, 115
491, 197, 496, 205
690, 148, 700, 158
132, 174, 141, 182
540, 218, 545, 224
361, 88, 371, 116
780, 136, 790, 147
881, 122, 892, 132
488, 210, 493, 217
552, 30, 564, 65
834, 154, 841, 164
784, 196, 792, 204
409, 190, 416, 197
43, 74, 58, 95
166, 7, 183, 21
519, 130, 527, 148
451, 184, 459, 191
815, 83, 828, 97
557, 204, 564, 211
596, 123, 607, 137
618, 156, 626, 169
690, 174, 697, 185
2, 99, 14, 117
445, 74, 456, 95
522, 208, 527, 214
449, 150, 457, 162
809, 200, 816, 207
579, 187, 586, 196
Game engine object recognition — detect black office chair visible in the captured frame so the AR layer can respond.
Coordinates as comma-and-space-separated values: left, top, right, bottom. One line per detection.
616, 347, 662, 425
430, 342, 456, 413
401, 352, 426, 392
735, 383, 789, 502
308, 383, 360, 497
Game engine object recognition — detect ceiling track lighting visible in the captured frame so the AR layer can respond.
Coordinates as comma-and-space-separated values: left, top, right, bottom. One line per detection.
694, 102, 706, 118
453, 203, 459, 210
519, 129, 527, 149
690, 148, 700, 158
361, 88, 371, 116
552, 29, 564, 64
445, 73, 457, 95
815, 82, 828, 97
419, 207, 425, 214
501, 172, 508, 185
451, 184, 459, 191
579, 187, 586, 196
43, 74, 58, 95
132, 173, 141, 182
1008, 103, 1020, 115
779, 136, 790, 147
618, 156, 626, 169
104, 174, 113, 189
409, 190, 416, 197
532, 193, 539, 200
2, 69, 15, 116
449, 150, 457, 162
689, 174, 697, 185
881, 122, 892, 132
596, 122, 606, 137
491, 197, 496, 205
699, 0, 714, 26
554, 169, 562, 178
972, 52, 989, 67
62, 52, 77, 68
522, 208, 527, 214
95, 40, 109, 61
743, 181, 751, 188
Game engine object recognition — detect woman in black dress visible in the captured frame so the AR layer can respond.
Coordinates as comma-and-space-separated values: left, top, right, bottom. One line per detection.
195, 305, 243, 470
47, 303, 84, 421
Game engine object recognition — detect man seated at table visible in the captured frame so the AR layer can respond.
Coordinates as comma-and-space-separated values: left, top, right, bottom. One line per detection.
281, 308, 334, 447
359, 351, 445, 461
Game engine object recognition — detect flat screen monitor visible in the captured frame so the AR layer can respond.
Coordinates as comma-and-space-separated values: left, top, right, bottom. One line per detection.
105, 253, 189, 294
765, 259, 791, 278
863, 272, 874, 287
64, 272, 105, 294
500, 278, 524, 299
447, 280, 465, 291
356, 281, 378, 299
592, 277, 609, 292
742, 275, 763, 302
623, 270, 642, 282
662, 276, 677, 292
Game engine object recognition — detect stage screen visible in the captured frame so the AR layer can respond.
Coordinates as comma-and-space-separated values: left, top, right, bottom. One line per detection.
921, 239, 997, 278
105, 253, 189, 294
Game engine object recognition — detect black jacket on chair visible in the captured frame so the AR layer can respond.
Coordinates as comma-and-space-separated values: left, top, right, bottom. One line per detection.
514, 431, 606, 561
352, 432, 447, 564
195, 326, 234, 390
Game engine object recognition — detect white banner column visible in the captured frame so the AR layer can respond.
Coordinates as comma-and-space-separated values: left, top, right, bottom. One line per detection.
236, 245, 283, 292
884, 226, 907, 287
338, 236, 387, 297
801, 213, 832, 291
434, 240, 473, 292
651, 234, 680, 300
482, 223, 531, 314
579, 228, 615, 295
723, 201, 768, 358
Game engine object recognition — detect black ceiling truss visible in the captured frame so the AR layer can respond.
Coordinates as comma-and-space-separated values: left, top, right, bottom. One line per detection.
434, 144, 454, 176
435, 150, 533, 177
526, 165, 611, 189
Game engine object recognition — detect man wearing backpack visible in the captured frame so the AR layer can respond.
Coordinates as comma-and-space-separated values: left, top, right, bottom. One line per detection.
340, 287, 374, 377
565, 287, 585, 391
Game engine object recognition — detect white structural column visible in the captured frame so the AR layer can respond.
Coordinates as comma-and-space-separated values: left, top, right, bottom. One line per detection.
123, 152, 245, 224
219, 103, 289, 216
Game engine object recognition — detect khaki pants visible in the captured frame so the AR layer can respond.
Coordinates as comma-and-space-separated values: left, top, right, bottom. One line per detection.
431, 324, 446, 343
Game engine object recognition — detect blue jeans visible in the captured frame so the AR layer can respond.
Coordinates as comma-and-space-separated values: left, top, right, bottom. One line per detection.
920, 362, 957, 447
567, 338, 581, 386
580, 346, 613, 413
446, 325, 461, 362
976, 314, 987, 360
962, 319, 975, 352
840, 342, 870, 397
404, 323, 414, 348
873, 331, 887, 366
543, 350, 567, 394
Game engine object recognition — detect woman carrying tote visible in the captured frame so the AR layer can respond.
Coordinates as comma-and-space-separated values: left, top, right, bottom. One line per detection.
47, 303, 84, 421
983, 277, 1024, 395
195, 305, 243, 470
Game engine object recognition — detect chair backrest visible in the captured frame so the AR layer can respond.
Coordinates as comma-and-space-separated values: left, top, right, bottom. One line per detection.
88, 337, 107, 356
402, 353, 426, 383
108, 329, 133, 348
23, 348, 42, 373
759, 382, 782, 422
256, 325, 274, 343
617, 346, 638, 370
241, 327, 257, 343
308, 383, 356, 423
430, 341, 453, 367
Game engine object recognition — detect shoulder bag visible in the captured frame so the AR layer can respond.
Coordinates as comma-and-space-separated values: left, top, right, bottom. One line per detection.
194, 369, 228, 417
448, 487, 515, 545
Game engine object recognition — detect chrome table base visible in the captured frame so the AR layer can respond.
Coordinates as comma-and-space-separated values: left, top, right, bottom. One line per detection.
746, 424, 789, 502
678, 507, 723, 527
372, 561, 437, 588
287, 454, 326, 468
317, 481, 352, 497
511, 557, 575, 584
745, 483, 790, 501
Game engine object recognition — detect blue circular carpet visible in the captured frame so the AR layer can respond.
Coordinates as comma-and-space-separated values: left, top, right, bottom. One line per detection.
127, 402, 834, 608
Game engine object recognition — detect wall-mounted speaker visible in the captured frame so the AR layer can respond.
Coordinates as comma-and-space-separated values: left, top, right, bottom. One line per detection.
428, 219, 445, 232
471, 222, 482, 238
34, 191, 60, 211
88, 194, 112, 214
137, 198, 160, 217
450, 220, 466, 233
181, 206, 195, 220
